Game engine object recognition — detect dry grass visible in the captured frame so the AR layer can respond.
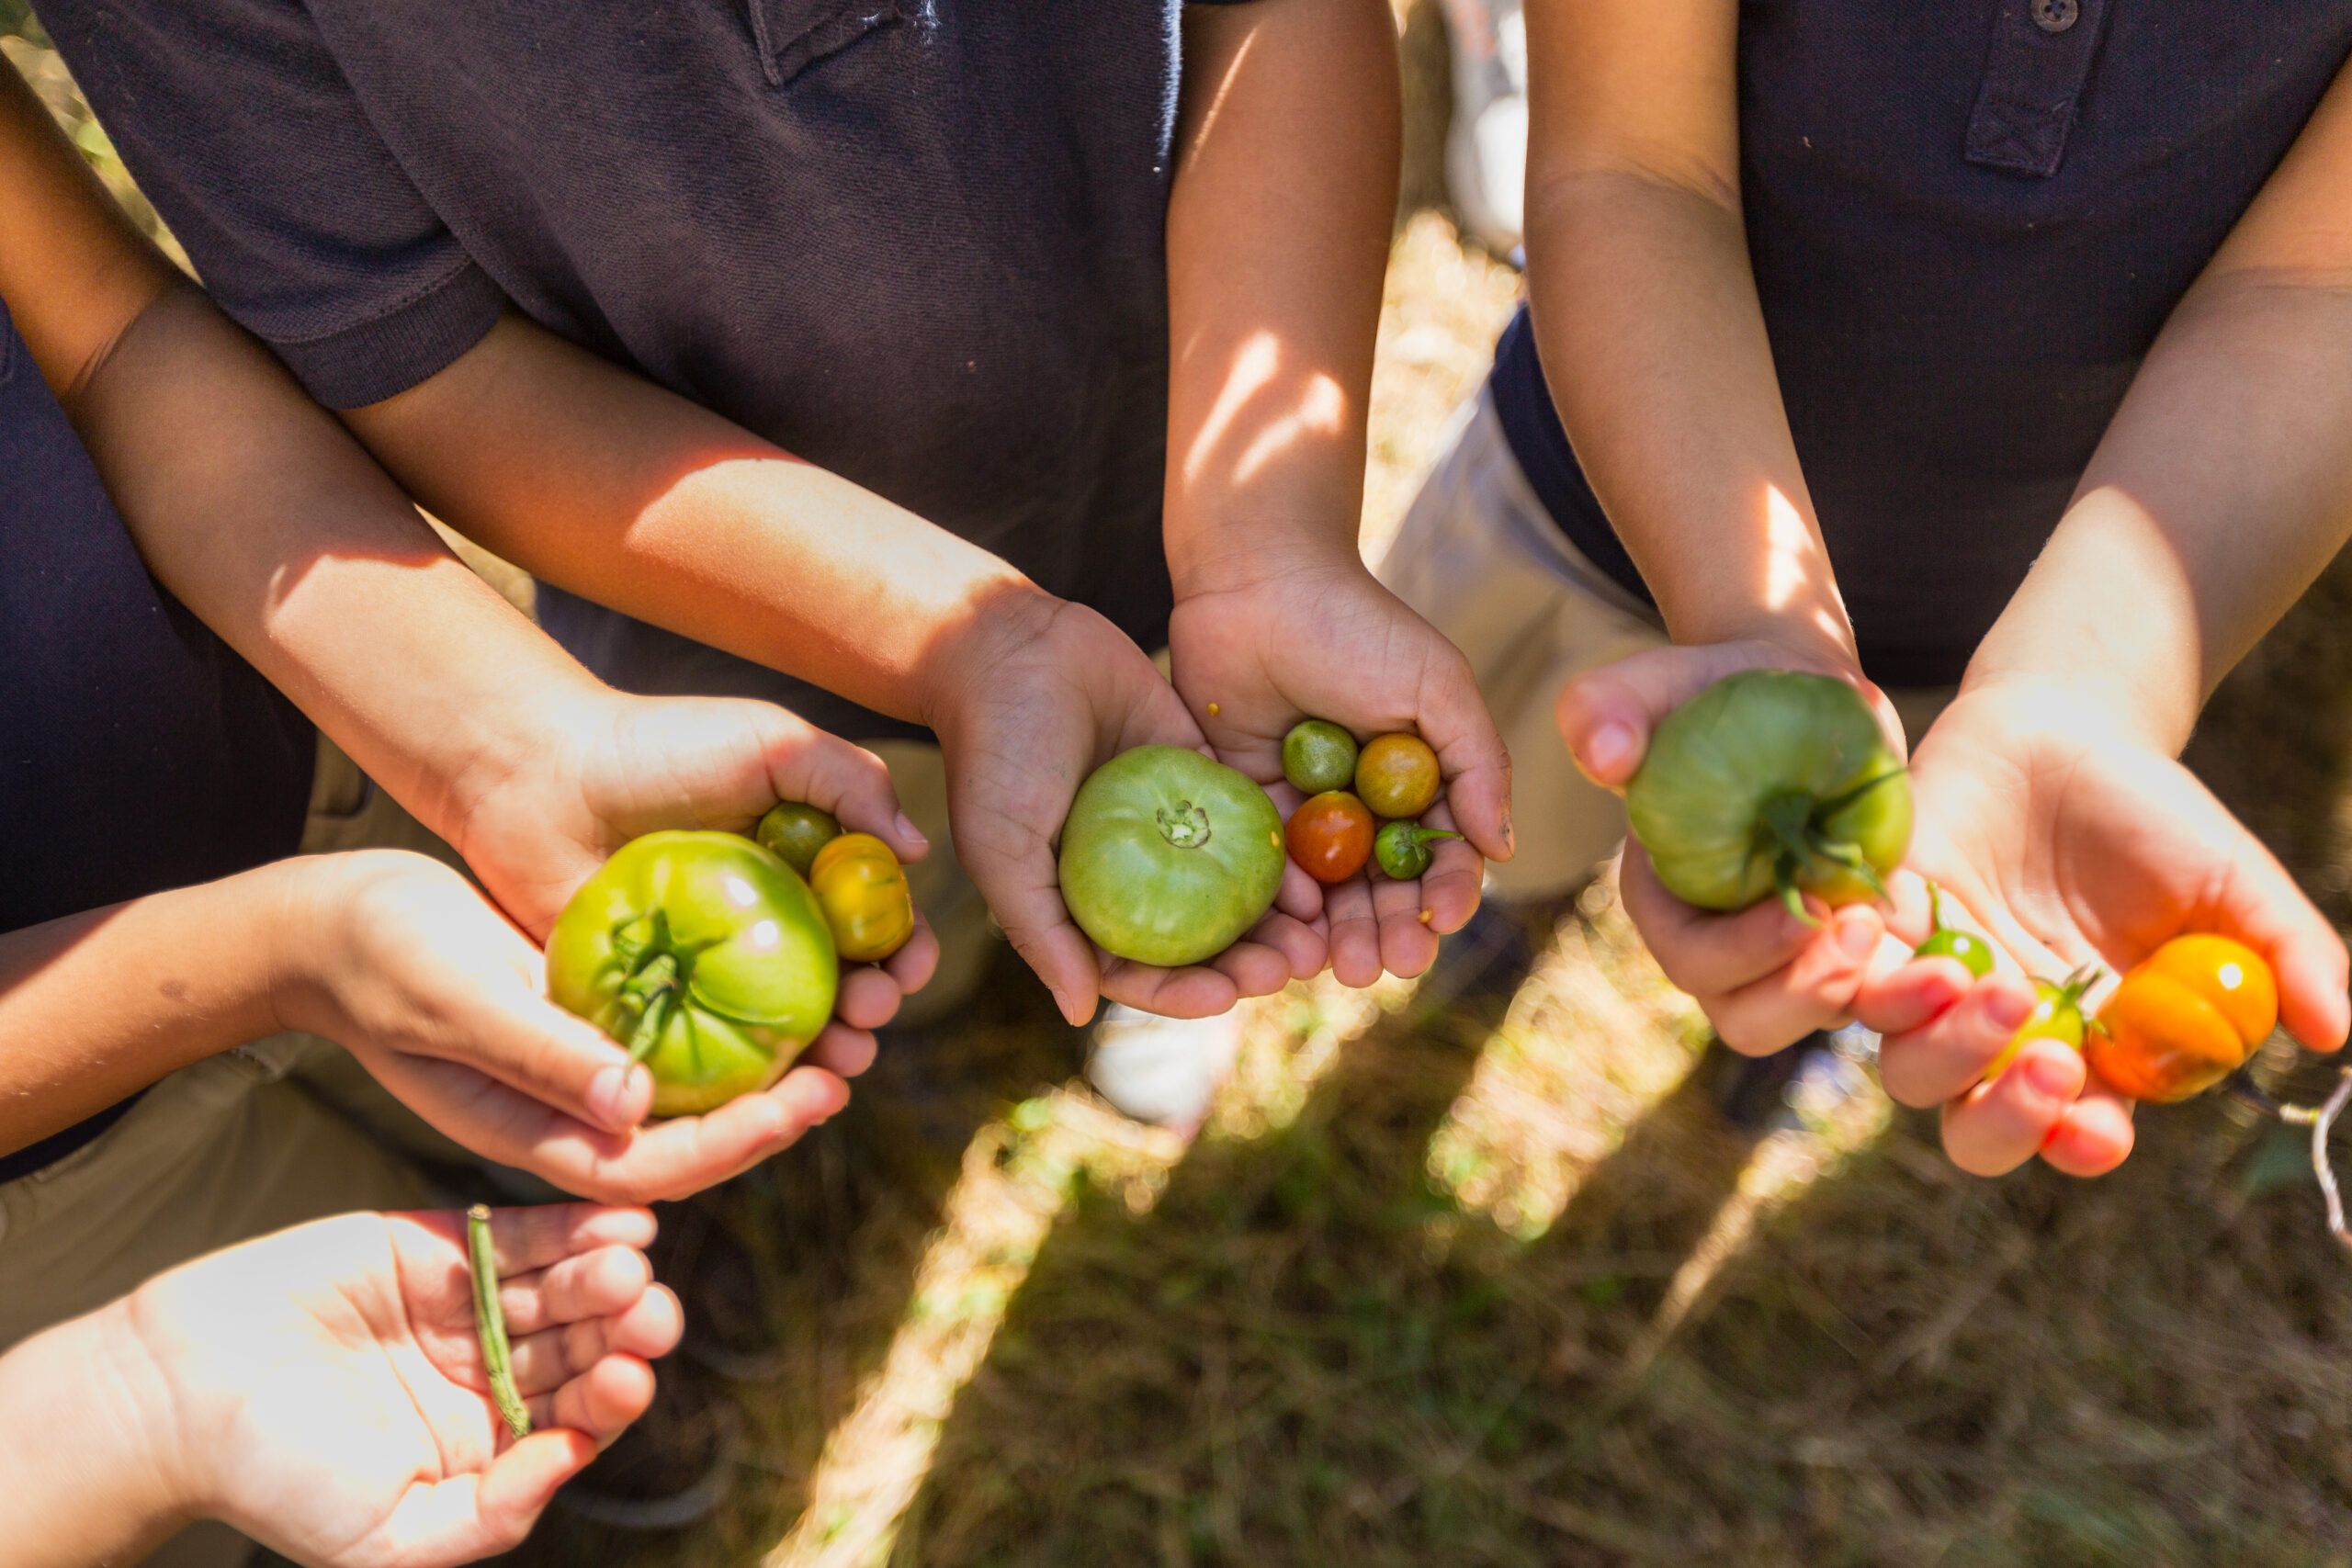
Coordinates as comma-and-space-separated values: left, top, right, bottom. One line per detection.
15, 8, 2352, 1564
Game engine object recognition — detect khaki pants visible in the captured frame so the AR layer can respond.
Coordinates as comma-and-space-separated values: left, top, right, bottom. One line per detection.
1373, 389, 1951, 902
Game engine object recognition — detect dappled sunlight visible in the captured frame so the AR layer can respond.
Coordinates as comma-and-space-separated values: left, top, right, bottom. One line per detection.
1421, 897, 1702, 1245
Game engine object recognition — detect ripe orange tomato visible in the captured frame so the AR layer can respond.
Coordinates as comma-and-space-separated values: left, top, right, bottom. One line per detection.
1354, 733, 1442, 820
1286, 791, 1375, 884
808, 832, 915, 963
2087, 934, 2277, 1103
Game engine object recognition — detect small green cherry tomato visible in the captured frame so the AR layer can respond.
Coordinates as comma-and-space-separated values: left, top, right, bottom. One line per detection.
1058, 746, 1286, 968
1913, 882, 1995, 978
1373, 820, 1461, 880
808, 831, 915, 963
1355, 733, 1442, 820
755, 801, 842, 878
1283, 719, 1360, 795
548, 831, 838, 1117
1286, 790, 1376, 884
1626, 671, 1911, 919
1984, 968, 2098, 1081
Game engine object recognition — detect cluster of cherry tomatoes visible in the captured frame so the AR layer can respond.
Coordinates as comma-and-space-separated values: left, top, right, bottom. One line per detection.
1278, 719, 1458, 885
1916, 886, 2278, 1104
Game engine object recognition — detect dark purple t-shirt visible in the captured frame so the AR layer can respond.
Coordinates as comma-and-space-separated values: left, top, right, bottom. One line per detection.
0, 303, 313, 1181
1492, 0, 2352, 688
38, 0, 1255, 741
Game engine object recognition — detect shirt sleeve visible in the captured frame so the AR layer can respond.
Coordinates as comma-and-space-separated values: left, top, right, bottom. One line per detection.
38, 0, 504, 408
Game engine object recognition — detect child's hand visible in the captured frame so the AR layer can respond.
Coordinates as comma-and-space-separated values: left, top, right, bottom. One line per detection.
1555, 637, 1905, 1055
283, 851, 867, 1202
1167, 554, 1511, 987
928, 595, 1327, 1023
448, 689, 939, 1028
1852, 679, 2350, 1177
116, 1204, 678, 1567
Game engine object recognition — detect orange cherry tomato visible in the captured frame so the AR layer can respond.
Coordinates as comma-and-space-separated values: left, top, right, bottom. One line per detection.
808, 832, 915, 963
1285, 791, 1375, 884
2087, 934, 2277, 1103
1355, 733, 1442, 819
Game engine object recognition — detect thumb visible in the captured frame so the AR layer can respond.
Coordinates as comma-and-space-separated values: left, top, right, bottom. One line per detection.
1418, 643, 1516, 863
379, 1430, 595, 1562
410, 969, 655, 1135
1555, 644, 1777, 790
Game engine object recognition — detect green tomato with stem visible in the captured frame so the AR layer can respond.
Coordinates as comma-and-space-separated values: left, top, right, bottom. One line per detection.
1984, 965, 2100, 1080
1625, 671, 1911, 921
1913, 881, 1995, 977
1058, 746, 1285, 968
1373, 820, 1461, 880
548, 831, 838, 1117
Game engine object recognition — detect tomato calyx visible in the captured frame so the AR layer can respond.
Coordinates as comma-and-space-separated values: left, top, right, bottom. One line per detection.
1154, 799, 1215, 851
1756, 772, 1904, 922
608, 909, 721, 1063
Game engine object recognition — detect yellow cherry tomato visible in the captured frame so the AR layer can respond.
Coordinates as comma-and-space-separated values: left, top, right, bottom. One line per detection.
808, 832, 915, 963
2088, 934, 2277, 1103
1354, 732, 1442, 820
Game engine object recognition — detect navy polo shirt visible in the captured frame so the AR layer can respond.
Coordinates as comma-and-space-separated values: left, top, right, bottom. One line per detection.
0, 303, 314, 1181
38, 0, 1258, 740
1493, 0, 2352, 689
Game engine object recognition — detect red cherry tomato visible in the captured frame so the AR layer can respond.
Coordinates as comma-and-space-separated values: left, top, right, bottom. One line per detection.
1286, 791, 1375, 884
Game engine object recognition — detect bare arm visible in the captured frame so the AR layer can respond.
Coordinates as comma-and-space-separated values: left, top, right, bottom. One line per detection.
1966, 59, 2352, 750
1521, 0, 1854, 664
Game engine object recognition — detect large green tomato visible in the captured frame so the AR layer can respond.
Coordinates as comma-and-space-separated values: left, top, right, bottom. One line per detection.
1057, 746, 1285, 968
548, 831, 838, 1117
1625, 671, 1911, 918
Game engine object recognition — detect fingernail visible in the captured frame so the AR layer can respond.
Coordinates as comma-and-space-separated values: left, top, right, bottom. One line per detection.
894, 812, 929, 851
588, 1065, 638, 1128
1837, 912, 1877, 960
2024, 1050, 2076, 1098
1988, 988, 2033, 1030
1585, 722, 1636, 777
1499, 802, 1517, 857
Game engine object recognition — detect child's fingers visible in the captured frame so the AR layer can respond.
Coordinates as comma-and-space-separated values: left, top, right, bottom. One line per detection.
880, 910, 941, 996
1876, 976, 2039, 1109
1619, 847, 1824, 998
1850, 953, 1976, 1037
390, 1430, 597, 1563
507, 1282, 684, 1395
527, 1353, 659, 1441
2040, 1083, 2137, 1177
1412, 801, 1484, 937
1704, 905, 1883, 1056
498, 1244, 653, 1337
1938, 1039, 2085, 1177
1324, 877, 1384, 989
803, 1022, 878, 1080
833, 965, 905, 1032
1371, 872, 1442, 982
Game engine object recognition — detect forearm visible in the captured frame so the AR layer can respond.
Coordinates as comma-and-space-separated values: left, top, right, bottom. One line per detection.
66, 284, 612, 836
1523, 169, 1851, 659
1161, 0, 1397, 596
1966, 276, 2352, 752
0, 1303, 190, 1566
344, 316, 1052, 728
0, 861, 311, 1155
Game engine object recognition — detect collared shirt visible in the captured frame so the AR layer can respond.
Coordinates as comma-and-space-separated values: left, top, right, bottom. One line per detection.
1492, 0, 2352, 688
0, 302, 313, 1183
40, 0, 1255, 738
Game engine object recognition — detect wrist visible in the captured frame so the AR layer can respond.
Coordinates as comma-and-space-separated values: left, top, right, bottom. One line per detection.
1165, 523, 1364, 603
411, 666, 621, 852
914, 581, 1069, 735
1951, 665, 2183, 757
1665, 609, 1862, 680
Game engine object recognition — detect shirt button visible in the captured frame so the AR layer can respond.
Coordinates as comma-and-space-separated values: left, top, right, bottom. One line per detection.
2032, 0, 2079, 33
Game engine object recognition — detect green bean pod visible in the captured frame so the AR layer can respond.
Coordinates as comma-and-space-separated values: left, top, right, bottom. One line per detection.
468, 1204, 532, 1440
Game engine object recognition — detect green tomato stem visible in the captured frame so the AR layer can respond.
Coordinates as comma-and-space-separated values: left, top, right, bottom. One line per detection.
468, 1204, 532, 1442
1155, 800, 1213, 850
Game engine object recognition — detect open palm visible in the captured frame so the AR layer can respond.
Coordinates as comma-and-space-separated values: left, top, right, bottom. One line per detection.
130, 1205, 679, 1568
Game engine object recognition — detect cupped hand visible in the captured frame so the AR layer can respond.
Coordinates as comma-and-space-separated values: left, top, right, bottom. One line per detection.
283, 850, 873, 1203
1166, 555, 1510, 987
1555, 637, 1905, 1055
929, 595, 1327, 1023
122, 1203, 680, 1568
448, 688, 938, 1020
1851, 678, 2350, 1178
